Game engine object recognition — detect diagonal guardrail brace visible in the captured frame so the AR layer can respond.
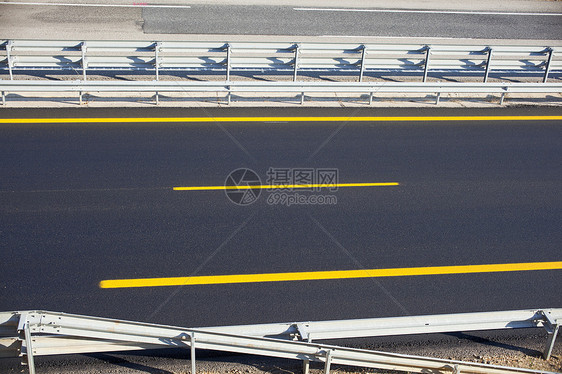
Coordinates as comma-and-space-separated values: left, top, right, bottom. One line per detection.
539, 310, 559, 360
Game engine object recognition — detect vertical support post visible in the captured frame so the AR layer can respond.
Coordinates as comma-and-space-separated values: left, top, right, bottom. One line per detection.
435, 92, 440, 105
81, 41, 87, 81
359, 45, 366, 82
226, 43, 231, 81
323, 349, 332, 374
453, 364, 461, 374
484, 47, 493, 83
190, 332, 196, 374
293, 44, 300, 82
544, 323, 559, 360
154, 42, 162, 104
302, 335, 312, 374
24, 321, 36, 374
1, 91, 5, 105
423, 46, 431, 82
500, 92, 506, 105
154, 41, 162, 81
227, 85, 231, 105
369, 91, 373, 105
6, 40, 14, 80
79, 91, 83, 105
541, 310, 559, 360
301, 91, 305, 105
543, 48, 553, 83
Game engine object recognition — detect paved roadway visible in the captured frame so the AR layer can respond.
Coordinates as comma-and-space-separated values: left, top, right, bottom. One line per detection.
0, 107, 561, 329
0, 1, 561, 39
142, 6, 562, 39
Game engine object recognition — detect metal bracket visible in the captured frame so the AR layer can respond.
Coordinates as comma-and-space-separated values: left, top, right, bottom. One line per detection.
295, 323, 310, 341
540, 310, 559, 360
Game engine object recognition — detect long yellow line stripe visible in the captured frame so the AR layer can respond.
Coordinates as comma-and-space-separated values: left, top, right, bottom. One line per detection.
173, 182, 399, 191
99, 261, 562, 288
1, 116, 562, 124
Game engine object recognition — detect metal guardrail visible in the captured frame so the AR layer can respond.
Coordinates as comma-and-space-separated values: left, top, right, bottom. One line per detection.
1, 40, 561, 82
1, 40, 561, 105
1, 309, 560, 374
1, 80, 561, 105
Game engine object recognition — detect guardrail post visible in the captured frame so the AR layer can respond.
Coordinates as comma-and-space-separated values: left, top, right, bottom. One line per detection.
323, 349, 332, 374
369, 91, 373, 105
154, 41, 162, 81
6, 40, 14, 80
301, 91, 305, 105
1, 91, 5, 105
226, 44, 231, 81
190, 332, 196, 374
435, 92, 440, 105
302, 335, 312, 374
79, 91, 83, 105
359, 45, 366, 82
24, 321, 36, 374
484, 47, 493, 83
543, 48, 553, 83
293, 44, 300, 82
541, 310, 559, 360
81, 41, 88, 81
423, 46, 431, 82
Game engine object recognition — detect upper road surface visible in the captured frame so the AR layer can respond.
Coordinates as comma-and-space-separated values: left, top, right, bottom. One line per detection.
0, 107, 561, 328
0, 0, 561, 39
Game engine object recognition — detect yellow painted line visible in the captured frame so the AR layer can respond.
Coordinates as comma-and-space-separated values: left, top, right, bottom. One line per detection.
99, 261, 562, 288
173, 182, 399, 191
1, 116, 562, 124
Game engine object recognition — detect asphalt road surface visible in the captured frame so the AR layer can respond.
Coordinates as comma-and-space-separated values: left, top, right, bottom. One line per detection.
0, 107, 561, 329
1, 2, 561, 39
142, 6, 562, 39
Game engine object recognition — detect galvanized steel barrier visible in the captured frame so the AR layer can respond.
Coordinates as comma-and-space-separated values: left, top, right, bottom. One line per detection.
1, 309, 560, 374
0, 40, 561, 105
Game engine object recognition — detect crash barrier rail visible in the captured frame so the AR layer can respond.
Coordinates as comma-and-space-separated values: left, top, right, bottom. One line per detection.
1, 40, 561, 83
0, 309, 560, 374
1, 80, 562, 105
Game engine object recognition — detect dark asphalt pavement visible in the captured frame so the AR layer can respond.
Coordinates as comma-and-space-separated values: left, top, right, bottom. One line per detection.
0, 107, 561, 328
142, 6, 562, 39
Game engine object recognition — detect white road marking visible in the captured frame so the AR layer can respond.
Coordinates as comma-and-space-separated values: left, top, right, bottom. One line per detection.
0, 1, 191, 8
294, 7, 562, 16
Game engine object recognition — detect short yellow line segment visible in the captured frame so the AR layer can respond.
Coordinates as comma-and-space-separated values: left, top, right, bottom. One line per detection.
1, 116, 562, 124
173, 182, 399, 191
99, 261, 562, 288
